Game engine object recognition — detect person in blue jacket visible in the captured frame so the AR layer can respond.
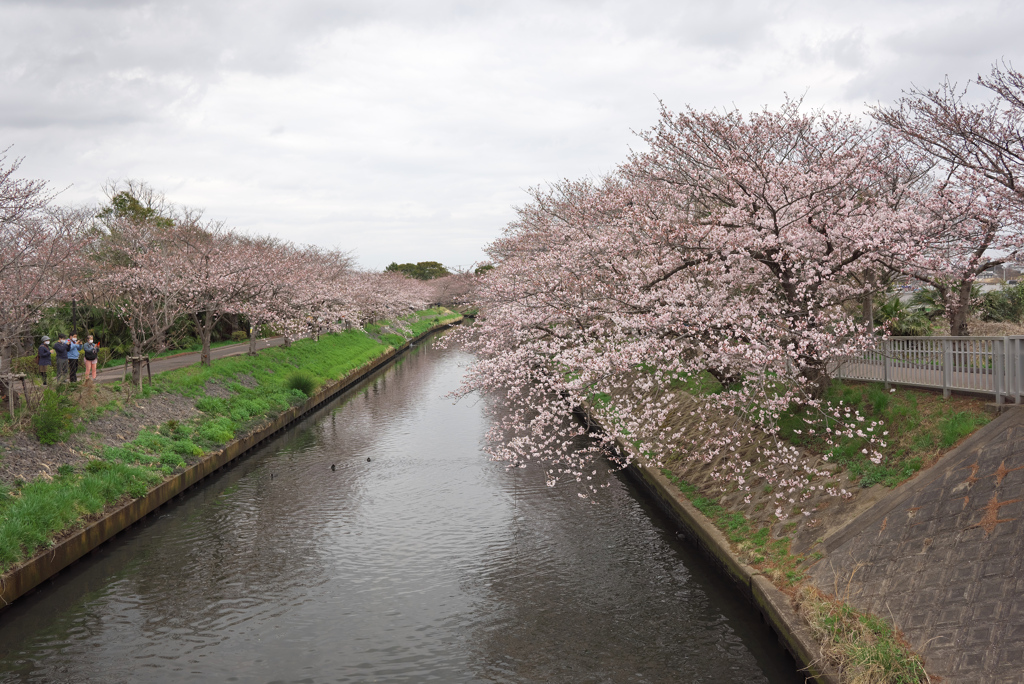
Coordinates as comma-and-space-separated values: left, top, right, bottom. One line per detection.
67, 333, 83, 383
52, 334, 70, 384
37, 336, 52, 386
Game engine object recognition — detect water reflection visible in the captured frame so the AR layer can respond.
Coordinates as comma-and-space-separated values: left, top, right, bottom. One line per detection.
0, 336, 801, 683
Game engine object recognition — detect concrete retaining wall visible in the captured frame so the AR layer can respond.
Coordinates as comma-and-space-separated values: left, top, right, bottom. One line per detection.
0, 319, 461, 608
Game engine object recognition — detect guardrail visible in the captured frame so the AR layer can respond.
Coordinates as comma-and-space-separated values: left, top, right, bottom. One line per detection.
834, 336, 1024, 405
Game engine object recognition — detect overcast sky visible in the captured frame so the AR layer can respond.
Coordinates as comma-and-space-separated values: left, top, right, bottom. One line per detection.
1, 0, 1021, 269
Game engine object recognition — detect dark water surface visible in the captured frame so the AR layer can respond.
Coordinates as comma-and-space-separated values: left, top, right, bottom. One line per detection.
0, 335, 803, 684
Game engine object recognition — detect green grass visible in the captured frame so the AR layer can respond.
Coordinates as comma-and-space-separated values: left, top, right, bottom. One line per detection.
0, 462, 163, 570
0, 308, 461, 572
777, 381, 991, 488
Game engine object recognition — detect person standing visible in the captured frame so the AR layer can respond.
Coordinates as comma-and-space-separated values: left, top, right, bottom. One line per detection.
67, 334, 83, 383
53, 334, 70, 384
82, 335, 100, 381
37, 336, 52, 386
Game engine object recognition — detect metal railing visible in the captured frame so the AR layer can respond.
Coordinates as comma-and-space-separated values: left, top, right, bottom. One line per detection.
833, 336, 1024, 405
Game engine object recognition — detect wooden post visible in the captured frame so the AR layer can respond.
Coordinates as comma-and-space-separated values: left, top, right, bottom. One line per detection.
146, 356, 152, 385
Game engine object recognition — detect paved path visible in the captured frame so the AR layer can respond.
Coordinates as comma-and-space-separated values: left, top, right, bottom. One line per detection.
94, 338, 287, 383
810, 407, 1024, 683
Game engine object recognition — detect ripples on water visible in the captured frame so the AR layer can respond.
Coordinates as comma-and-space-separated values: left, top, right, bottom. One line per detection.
0, 335, 801, 684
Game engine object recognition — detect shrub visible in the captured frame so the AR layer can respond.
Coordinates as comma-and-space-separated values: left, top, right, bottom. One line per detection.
284, 370, 320, 397
198, 417, 235, 444
231, 331, 249, 342
11, 355, 38, 377
31, 387, 79, 444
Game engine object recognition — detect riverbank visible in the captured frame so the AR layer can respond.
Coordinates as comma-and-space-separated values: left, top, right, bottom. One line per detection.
584, 382, 1022, 683
0, 308, 462, 606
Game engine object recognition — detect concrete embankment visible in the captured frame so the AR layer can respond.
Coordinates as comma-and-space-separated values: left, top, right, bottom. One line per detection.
587, 403, 1024, 683
0, 319, 461, 609
808, 406, 1024, 683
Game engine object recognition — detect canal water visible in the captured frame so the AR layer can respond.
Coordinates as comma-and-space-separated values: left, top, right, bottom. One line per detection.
0, 334, 802, 683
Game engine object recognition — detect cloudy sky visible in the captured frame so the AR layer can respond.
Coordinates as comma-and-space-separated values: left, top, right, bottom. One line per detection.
1, 0, 1021, 269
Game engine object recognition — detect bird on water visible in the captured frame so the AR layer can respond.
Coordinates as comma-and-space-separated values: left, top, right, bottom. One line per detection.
331, 464, 336, 471
367, 457, 371, 462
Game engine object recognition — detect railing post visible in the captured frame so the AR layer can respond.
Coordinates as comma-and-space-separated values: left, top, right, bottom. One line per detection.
883, 339, 891, 390
943, 340, 952, 399
1011, 337, 1019, 403
995, 338, 1004, 406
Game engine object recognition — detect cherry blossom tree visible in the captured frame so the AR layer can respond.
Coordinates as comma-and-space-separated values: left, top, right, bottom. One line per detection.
873, 62, 1024, 210
92, 184, 192, 382
1, 153, 85, 393
874, 62, 1024, 334
176, 219, 257, 366
456, 101, 910, 509
427, 267, 478, 309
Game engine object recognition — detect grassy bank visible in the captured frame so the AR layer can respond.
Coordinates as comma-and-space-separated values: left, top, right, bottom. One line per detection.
664, 371, 991, 489
0, 308, 460, 572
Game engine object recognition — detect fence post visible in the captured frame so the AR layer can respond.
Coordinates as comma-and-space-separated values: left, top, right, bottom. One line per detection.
943, 340, 952, 399
995, 338, 1005, 407
883, 339, 891, 390
1011, 337, 1019, 405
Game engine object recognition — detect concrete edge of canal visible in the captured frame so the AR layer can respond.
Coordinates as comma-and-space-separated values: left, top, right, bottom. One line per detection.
576, 405, 839, 684
0, 318, 463, 610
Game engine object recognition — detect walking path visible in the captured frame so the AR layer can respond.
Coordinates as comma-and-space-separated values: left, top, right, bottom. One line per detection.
93, 337, 286, 383
810, 406, 1024, 683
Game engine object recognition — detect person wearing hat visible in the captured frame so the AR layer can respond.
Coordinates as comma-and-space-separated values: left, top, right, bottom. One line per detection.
38, 336, 52, 386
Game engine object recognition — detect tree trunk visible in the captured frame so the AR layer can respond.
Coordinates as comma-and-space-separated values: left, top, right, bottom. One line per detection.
192, 310, 217, 367
131, 328, 144, 388
801, 363, 832, 399
862, 294, 874, 332
201, 316, 212, 367
131, 357, 144, 389
948, 283, 973, 336
248, 320, 259, 356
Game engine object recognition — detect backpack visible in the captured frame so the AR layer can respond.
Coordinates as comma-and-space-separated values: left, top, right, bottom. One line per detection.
84, 342, 98, 361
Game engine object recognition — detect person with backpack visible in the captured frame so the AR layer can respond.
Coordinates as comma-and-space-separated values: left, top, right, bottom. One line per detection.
67, 333, 83, 383
52, 334, 70, 383
82, 335, 100, 381
38, 336, 52, 386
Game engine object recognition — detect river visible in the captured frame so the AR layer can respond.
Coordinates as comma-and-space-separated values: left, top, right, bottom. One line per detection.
0, 333, 802, 683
